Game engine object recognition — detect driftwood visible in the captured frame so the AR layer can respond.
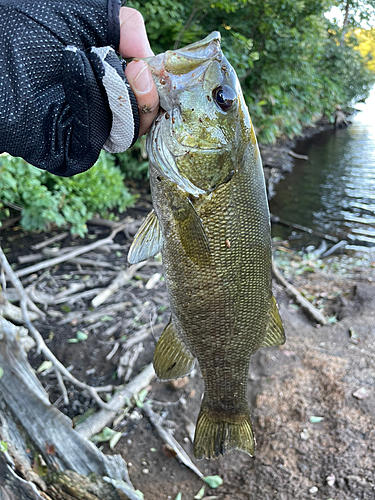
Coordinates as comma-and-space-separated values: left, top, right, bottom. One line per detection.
0, 316, 145, 500
272, 261, 328, 326
270, 214, 338, 243
288, 150, 309, 161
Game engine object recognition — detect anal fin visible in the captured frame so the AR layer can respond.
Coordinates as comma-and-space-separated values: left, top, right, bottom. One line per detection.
153, 320, 195, 380
128, 209, 163, 264
262, 294, 285, 348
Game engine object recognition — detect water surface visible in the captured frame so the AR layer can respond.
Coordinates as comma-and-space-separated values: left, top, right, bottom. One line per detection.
269, 88, 375, 250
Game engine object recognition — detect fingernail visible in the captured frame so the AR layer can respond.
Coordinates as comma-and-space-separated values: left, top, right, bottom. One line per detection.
132, 61, 153, 94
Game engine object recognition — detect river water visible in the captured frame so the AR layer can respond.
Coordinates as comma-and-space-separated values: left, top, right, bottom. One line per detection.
269, 88, 375, 251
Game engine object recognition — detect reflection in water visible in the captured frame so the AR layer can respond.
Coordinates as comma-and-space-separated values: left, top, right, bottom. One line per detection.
269, 88, 375, 249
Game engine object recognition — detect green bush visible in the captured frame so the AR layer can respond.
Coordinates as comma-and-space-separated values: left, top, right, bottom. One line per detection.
115, 137, 149, 182
0, 152, 137, 237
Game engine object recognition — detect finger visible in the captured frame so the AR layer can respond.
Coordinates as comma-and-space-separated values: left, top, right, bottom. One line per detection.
125, 60, 159, 137
119, 7, 154, 58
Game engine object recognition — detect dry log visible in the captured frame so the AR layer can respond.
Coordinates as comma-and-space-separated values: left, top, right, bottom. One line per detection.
270, 214, 338, 243
0, 317, 143, 500
272, 261, 328, 326
75, 363, 155, 440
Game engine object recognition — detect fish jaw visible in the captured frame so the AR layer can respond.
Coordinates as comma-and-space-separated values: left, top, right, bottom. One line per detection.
143, 32, 224, 112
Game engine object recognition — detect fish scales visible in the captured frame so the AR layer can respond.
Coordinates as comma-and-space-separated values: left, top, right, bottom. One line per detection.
128, 32, 285, 459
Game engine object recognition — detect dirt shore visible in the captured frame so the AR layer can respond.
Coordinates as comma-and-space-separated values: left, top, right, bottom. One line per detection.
1, 214, 374, 499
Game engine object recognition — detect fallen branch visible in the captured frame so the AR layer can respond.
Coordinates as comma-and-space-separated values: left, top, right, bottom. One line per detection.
288, 150, 309, 161
0, 252, 45, 319
272, 261, 328, 326
91, 262, 147, 308
142, 403, 204, 479
0, 216, 21, 231
14, 224, 126, 278
75, 363, 156, 440
0, 291, 39, 323
31, 232, 69, 251
270, 214, 338, 243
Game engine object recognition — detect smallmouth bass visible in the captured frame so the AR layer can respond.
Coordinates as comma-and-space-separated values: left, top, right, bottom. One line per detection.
128, 32, 285, 459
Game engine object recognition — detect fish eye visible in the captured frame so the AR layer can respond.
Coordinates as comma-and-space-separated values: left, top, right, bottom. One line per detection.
212, 85, 236, 111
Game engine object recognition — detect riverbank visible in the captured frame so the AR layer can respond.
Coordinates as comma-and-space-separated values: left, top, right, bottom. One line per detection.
1, 221, 374, 499
1, 112, 374, 499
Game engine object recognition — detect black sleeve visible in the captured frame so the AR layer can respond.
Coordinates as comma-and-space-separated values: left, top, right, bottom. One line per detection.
0, 0, 138, 176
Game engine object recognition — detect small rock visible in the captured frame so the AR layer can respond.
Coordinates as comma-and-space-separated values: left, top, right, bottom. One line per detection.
353, 386, 371, 400
326, 474, 336, 487
309, 486, 318, 494
183, 437, 189, 443
142, 468, 150, 475
127, 462, 133, 467
300, 429, 310, 440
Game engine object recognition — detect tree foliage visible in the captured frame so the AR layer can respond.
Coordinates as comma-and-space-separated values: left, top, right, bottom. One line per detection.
130, 0, 375, 143
355, 28, 375, 71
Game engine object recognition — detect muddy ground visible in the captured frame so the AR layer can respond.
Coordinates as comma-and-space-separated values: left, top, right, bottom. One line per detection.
1, 204, 375, 500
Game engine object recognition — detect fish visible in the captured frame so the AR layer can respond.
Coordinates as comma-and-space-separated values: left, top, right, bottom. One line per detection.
128, 31, 285, 459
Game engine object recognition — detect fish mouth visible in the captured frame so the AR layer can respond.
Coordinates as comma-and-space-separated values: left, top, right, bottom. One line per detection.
144, 32, 222, 77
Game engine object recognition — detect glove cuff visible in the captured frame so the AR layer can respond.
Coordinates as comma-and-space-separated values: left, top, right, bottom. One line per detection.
91, 47, 140, 153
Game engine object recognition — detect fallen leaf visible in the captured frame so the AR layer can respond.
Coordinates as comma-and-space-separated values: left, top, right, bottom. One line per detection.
37, 360, 53, 373
162, 443, 177, 458
309, 416, 324, 423
203, 476, 223, 489
45, 443, 56, 455
194, 486, 205, 499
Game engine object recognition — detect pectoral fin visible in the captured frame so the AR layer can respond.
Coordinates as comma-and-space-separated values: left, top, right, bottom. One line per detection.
261, 295, 285, 348
173, 199, 211, 264
128, 210, 163, 264
153, 319, 195, 380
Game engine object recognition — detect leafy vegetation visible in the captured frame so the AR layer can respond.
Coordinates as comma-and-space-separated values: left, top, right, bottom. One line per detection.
1, 0, 374, 233
0, 152, 137, 236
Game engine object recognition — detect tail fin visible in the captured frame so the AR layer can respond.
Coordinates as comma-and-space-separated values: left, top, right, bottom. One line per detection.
194, 407, 254, 459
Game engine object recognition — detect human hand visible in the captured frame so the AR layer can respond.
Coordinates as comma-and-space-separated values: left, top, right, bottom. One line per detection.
119, 7, 159, 137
